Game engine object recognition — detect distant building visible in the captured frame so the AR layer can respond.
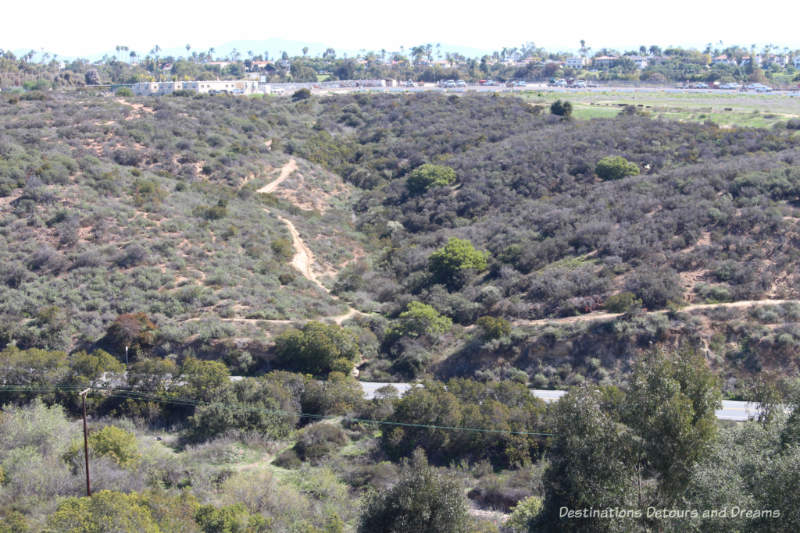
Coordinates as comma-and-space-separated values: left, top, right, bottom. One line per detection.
627, 56, 648, 69
565, 56, 588, 69
794, 56, 800, 68
592, 56, 618, 69
712, 55, 734, 65
769, 54, 789, 67
740, 56, 761, 67
131, 80, 262, 96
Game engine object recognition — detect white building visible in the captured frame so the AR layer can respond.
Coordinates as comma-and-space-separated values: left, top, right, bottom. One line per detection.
131, 80, 262, 96
591, 56, 618, 69
565, 57, 588, 69
627, 56, 648, 69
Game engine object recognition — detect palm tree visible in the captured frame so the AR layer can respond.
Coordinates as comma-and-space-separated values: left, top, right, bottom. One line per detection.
150, 45, 161, 79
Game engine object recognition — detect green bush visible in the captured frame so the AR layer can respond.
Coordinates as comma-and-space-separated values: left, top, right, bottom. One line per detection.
595, 155, 640, 181
292, 88, 311, 102
550, 100, 572, 117
358, 450, 468, 533
603, 292, 642, 313
292, 422, 349, 462
506, 496, 543, 533
195, 503, 269, 533
275, 322, 360, 376
89, 425, 140, 467
476, 316, 511, 339
47, 491, 161, 533
395, 301, 452, 337
115, 87, 134, 97
194, 200, 228, 220
429, 238, 489, 288
406, 164, 457, 195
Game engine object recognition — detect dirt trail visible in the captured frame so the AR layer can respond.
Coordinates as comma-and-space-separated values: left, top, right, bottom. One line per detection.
257, 158, 298, 194
277, 214, 324, 290
259, 159, 363, 324
513, 299, 800, 327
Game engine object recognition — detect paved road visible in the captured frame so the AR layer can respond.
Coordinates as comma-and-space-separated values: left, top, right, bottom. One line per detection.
358, 381, 763, 422
314, 83, 799, 97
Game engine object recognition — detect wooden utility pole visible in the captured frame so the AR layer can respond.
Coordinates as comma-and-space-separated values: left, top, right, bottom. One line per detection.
79, 388, 91, 497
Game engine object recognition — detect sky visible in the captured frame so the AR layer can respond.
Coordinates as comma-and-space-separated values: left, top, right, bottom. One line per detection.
5, 0, 799, 59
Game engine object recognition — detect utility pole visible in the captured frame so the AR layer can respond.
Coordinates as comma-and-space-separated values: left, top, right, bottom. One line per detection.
79, 388, 91, 497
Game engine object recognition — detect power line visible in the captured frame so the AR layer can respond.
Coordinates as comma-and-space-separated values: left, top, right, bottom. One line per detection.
0, 384, 553, 437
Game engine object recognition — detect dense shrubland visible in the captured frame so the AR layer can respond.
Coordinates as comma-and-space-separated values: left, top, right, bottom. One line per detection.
1, 91, 799, 384
2, 92, 800, 531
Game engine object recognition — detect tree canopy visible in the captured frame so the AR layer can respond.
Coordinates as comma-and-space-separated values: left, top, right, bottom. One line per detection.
406, 164, 457, 195
358, 450, 469, 533
595, 155, 640, 180
274, 321, 360, 376
428, 238, 489, 288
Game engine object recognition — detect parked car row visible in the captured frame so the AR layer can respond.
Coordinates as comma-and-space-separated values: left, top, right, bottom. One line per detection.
682, 81, 773, 92
439, 79, 467, 88
548, 78, 597, 88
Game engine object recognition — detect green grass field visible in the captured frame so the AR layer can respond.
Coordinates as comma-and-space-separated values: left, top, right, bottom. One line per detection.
518, 90, 800, 128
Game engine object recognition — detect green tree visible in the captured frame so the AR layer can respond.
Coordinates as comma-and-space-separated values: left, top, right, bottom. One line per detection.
292, 88, 311, 101
187, 377, 298, 442
506, 496, 542, 533
274, 321, 360, 376
358, 449, 469, 533
396, 301, 452, 337
179, 357, 231, 403
88, 425, 140, 467
406, 164, 457, 195
0, 347, 68, 404
595, 155, 640, 181
549, 100, 572, 117
68, 350, 124, 383
475, 316, 511, 339
623, 348, 721, 503
428, 238, 489, 288
753, 444, 800, 531
536, 388, 637, 532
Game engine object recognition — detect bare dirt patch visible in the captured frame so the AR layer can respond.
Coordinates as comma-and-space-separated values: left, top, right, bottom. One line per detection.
116, 98, 155, 120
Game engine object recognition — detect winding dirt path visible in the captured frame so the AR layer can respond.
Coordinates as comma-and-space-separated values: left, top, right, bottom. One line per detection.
513, 298, 800, 327
277, 214, 323, 290
261, 159, 363, 324
257, 158, 298, 194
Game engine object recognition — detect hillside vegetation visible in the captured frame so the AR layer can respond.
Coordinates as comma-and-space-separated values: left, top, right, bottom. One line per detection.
2, 90, 800, 532
1, 91, 799, 386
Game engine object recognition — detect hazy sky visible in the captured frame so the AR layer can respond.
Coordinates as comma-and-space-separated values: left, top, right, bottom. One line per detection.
6, 0, 799, 58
